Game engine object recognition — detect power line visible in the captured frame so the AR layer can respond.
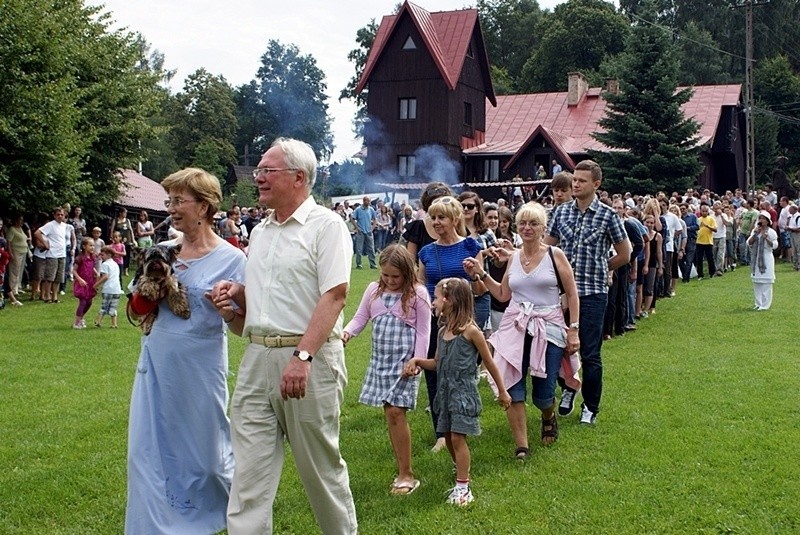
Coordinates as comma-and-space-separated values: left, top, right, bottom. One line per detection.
753, 106, 800, 126
628, 12, 749, 62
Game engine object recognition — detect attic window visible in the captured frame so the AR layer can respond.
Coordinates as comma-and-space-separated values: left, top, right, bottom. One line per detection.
402, 36, 417, 50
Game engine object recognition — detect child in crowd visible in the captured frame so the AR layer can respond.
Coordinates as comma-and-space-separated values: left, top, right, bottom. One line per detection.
343, 245, 431, 496
91, 227, 105, 271
94, 246, 122, 328
110, 231, 126, 287
403, 277, 511, 506
72, 237, 98, 329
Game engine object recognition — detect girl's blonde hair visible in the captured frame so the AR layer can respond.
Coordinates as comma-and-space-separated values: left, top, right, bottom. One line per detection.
427, 196, 466, 237
373, 244, 422, 316
436, 277, 475, 335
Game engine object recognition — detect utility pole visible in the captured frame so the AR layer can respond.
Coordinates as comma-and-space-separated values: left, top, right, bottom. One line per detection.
744, 0, 755, 195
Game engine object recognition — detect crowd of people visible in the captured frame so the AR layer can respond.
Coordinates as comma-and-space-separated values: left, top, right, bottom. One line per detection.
2, 140, 799, 533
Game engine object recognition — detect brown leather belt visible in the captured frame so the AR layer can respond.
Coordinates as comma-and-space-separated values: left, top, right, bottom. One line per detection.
248, 334, 303, 348
248, 334, 339, 348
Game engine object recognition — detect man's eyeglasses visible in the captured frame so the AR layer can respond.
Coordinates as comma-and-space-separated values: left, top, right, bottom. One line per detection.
164, 198, 200, 208
252, 167, 298, 179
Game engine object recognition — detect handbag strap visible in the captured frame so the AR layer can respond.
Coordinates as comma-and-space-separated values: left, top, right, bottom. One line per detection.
547, 246, 565, 295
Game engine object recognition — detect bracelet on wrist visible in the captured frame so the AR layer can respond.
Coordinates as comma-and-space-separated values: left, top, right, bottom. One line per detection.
224, 313, 236, 324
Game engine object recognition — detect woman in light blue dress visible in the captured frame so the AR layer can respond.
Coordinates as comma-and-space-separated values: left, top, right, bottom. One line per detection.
126, 168, 246, 535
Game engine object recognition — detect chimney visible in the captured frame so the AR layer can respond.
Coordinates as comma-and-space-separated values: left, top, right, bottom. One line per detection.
567, 72, 588, 106
605, 78, 620, 95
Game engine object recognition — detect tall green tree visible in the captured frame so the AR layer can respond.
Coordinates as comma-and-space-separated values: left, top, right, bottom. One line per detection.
478, 0, 544, 91
590, 1, 702, 194
754, 55, 800, 170
0, 0, 162, 214
339, 19, 378, 139
249, 40, 333, 161
520, 0, 629, 92
169, 68, 238, 178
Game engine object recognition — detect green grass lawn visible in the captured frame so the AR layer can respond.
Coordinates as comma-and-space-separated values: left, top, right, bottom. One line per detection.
1, 262, 799, 534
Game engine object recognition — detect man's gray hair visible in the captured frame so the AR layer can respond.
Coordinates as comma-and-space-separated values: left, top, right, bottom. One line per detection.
271, 137, 317, 189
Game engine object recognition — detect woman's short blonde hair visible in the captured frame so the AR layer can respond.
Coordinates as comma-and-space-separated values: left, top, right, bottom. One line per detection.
514, 202, 547, 227
427, 196, 466, 236
161, 168, 222, 222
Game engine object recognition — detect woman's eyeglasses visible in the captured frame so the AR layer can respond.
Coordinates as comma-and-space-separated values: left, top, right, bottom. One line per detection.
164, 198, 200, 208
461, 203, 477, 210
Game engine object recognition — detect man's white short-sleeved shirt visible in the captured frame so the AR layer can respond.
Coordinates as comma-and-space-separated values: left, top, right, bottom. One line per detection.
244, 196, 353, 338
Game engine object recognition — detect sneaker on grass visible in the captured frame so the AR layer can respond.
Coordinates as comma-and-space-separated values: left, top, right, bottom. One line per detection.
579, 403, 597, 425
558, 388, 577, 417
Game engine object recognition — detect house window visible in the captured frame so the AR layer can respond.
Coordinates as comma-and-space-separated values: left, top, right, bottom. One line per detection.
402, 36, 417, 50
399, 98, 417, 120
399, 155, 416, 177
464, 102, 473, 127
483, 159, 499, 182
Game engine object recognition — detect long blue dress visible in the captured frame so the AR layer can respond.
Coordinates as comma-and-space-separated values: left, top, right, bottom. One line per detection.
126, 241, 246, 534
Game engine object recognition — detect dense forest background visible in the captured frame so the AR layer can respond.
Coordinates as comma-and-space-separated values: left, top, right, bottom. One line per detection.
2, 0, 799, 213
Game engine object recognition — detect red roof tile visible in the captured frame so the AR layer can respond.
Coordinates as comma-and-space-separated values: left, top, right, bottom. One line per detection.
118, 169, 167, 213
465, 84, 742, 158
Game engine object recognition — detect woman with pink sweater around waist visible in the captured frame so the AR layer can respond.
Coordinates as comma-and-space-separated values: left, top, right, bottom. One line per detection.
464, 202, 580, 460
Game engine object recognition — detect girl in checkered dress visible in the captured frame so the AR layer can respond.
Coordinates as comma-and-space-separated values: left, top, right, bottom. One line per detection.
343, 245, 431, 496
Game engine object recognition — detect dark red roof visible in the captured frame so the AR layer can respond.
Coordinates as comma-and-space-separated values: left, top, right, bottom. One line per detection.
465, 84, 742, 159
117, 169, 167, 213
356, 2, 495, 104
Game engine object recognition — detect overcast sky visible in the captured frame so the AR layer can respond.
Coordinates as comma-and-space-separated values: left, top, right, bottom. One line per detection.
92, 0, 570, 163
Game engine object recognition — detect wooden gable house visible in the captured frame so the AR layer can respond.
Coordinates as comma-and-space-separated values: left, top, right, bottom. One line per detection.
356, 1, 496, 184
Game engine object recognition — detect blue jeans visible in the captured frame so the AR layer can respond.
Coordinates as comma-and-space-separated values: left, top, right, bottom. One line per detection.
737, 233, 750, 265
473, 292, 490, 330
507, 334, 562, 410
354, 231, 376, 268
579, 293, 607, 414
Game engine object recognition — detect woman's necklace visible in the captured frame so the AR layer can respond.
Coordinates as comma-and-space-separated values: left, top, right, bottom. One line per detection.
520, 248, 533, 266
519, 244, 542, 267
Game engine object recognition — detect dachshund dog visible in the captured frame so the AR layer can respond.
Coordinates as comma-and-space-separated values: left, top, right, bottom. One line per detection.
129, 244, 190, 335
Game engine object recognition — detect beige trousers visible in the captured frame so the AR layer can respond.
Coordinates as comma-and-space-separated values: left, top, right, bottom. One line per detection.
227, 341, 357, 535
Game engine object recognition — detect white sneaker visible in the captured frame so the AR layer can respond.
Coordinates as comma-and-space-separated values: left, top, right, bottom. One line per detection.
60, 290, 65, 295
446, 486, 474, 506
579, 404, 597, 425
431, 437, 446, 452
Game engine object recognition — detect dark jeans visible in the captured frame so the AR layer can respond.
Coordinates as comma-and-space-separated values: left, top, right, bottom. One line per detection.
604, 265, 629, 337
695, 243, 716, 278
425, 314, 443, 439
580, 293, 607, 414
681, 241, 696, 281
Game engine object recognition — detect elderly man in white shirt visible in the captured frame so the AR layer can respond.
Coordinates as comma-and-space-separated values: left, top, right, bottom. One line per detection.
209, 138, 357, 535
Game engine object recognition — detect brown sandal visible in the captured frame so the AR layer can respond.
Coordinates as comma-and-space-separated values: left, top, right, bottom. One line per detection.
541, 415, 559, 446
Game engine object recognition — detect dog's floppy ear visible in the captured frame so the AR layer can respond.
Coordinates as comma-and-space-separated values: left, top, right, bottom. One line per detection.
167, 243, 181, 263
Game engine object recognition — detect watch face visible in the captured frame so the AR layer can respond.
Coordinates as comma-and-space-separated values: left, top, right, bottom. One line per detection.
294, 350, 312, 361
